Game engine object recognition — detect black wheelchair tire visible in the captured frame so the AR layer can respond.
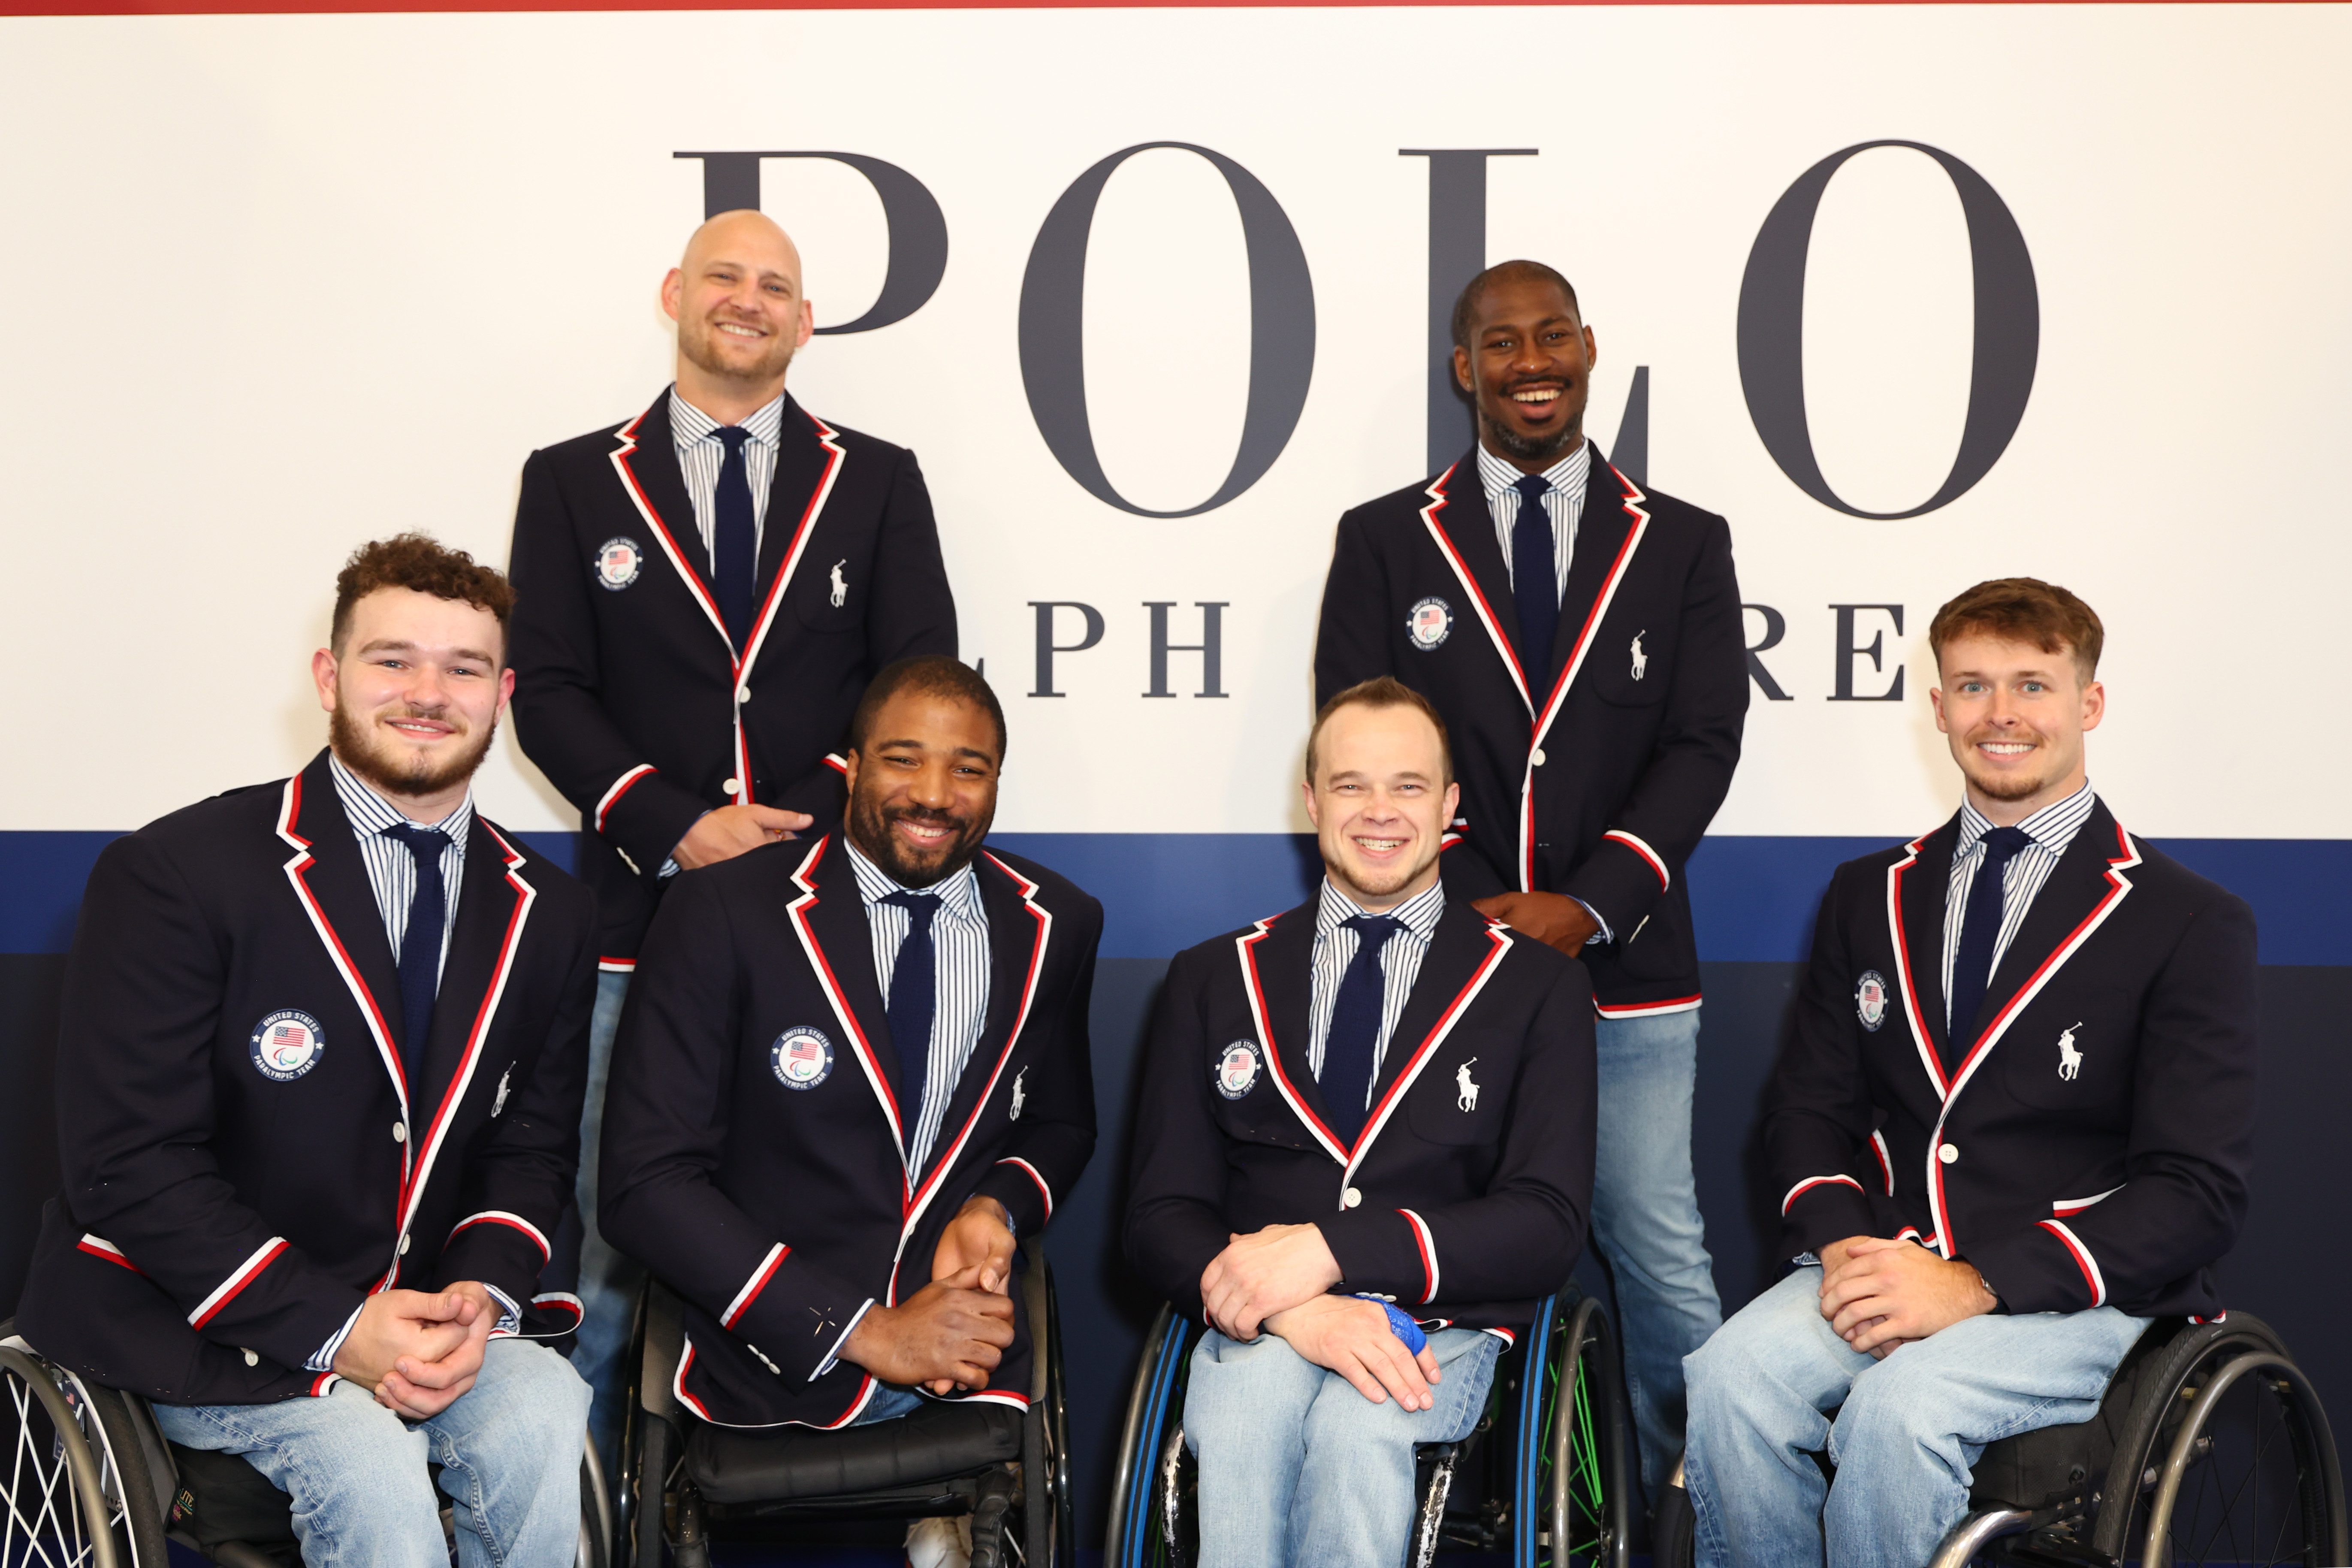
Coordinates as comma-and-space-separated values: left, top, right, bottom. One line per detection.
1650, 1469, 1696, 1568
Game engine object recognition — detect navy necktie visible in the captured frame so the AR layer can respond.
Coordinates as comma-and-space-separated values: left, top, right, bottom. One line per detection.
1323, 914, 1400, 1147
385, 824, 450, 1089
1946, 825, 2032, 1064
883, 891, 943, 1158
1510, 473, 1558, 683
713, 426, 758, 652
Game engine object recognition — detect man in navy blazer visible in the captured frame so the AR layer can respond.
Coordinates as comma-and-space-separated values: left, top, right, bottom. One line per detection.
506, 209, 957, 1461
1313, 261, 1745, 1491
1682, 579, 2259, 1567
17, 536, 598, 1568
1126, 678, 1596, 1568
600, 657, 1096, 1566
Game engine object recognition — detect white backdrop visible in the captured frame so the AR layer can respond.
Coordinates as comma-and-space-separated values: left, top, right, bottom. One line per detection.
3, 3, 2346, 840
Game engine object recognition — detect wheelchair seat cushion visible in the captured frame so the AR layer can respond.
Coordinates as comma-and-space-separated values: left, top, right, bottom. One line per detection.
685, 1397, 1024, 1504
1967, 1317, 2182, 1511
166, 1442, 300, 1558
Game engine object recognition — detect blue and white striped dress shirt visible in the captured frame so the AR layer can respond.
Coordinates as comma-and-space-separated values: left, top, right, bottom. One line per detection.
1477, 438, 1591, 604
1305, 878, 1447, 1112
311, 754, 516, 1372
845, 841, 993, 1178
670, 388, 785, 563
1941, 783, 2099, 1030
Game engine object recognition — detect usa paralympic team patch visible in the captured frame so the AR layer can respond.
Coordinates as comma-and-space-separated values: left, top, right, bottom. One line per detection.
772, 1026, 835, 1090
1214, 1039, 1261, 1100
1407, 597, 1453, 651
250, 1010, 325, 1081
595, 537, 644, 591
1855, 970, 1889, 1032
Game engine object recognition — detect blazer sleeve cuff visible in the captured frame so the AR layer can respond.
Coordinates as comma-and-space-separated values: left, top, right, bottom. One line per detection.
972, 1159, 1057, 1234
598, 767, 710, 878
1316, 1209, 1434, 1305
435, 1210, 556, 1313
1781, 1175, 1878, 1257
727, 1246, 875, 1384
1965, 1221, 2109, 1315
1562, 832, 1674, 942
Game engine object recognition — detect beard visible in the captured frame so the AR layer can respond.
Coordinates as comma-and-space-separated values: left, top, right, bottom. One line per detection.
330, 702, 497, 801
679, 312, 798, 387
848, 789, 990, 889
1960, 731, 2062, 802
1481, 402, 1582, 466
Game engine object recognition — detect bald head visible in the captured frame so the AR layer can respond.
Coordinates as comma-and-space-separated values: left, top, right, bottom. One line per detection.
663, 208, 814, 419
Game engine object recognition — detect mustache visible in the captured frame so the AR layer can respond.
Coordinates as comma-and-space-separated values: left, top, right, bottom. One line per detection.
885, 802, 969, 831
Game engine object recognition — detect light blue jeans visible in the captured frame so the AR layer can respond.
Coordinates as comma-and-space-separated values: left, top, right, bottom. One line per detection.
152, 1338, 591, 1568
1591, 1005, 1721, 1495
1183, 1325, 1500, 1568
1683, 1266, 2150, 1568
575, 969, 643, 1477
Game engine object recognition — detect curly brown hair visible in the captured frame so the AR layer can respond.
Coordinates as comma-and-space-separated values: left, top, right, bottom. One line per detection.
1927, 577, 2104, 684
330, 534, 516, 656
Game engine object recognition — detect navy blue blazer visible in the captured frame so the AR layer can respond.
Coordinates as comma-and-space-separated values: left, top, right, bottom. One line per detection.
1125, 896, 1596, 1337
1313, 445, 1747, 1017
1766, 799, 2258, 1319
507, 390, 957, 963
598, 834, 1099, 1428
17, 750, 598, 1405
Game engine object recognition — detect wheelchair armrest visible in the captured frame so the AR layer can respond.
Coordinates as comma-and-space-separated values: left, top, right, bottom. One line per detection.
639, 1281, 686, 1425
1020, 1238, 1050, 1406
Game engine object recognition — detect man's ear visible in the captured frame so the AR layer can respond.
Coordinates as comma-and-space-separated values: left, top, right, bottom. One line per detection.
1453, 346, 1475, 396
1442, 779, 1461, 824
312, 648, 340, 714
1300, 776, 1321, 829
659, 267, 685, 324
2080, 680, 2106, 733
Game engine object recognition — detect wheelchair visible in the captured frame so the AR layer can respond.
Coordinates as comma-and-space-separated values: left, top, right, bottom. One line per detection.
1103, 1288, 1634, 1568
620, 1236, 1072, 1568
0, 1319, 610, 1568
1649, 1311, 2347, 1567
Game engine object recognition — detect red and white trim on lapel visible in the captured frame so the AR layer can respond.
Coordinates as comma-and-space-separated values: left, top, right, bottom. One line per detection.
1603, 829, 1670, 891
1884, 833, 1952, 1100
997, 1156, 1054, 1222
1781, 1175, 1863, 1216
1915, 823, 2144, 1260
823, 752, 850, 776
1398, 1209, 1440, 1305
594, 764, 657, 834
1594, 993, 1700, 1020
76, 1235, 143, 1275
722, 1244, 789, 1329
1234, 915, 1514, 1180
1416, 465, 1534, 713
784, 836, 911, 1196
448, 1210, 552, 1265
188, 1238, 290, 1329
2037, 1218, 2108, 1307
609, 408, 848, 811
1870, 1130, 1895, 1194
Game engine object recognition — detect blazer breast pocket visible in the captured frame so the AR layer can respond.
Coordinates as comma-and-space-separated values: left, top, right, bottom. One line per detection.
1402, 1032, 1510, 1147
1999, 1007, 2135, 1112
792, 550, 865, 634
1585, 616, 1672, 708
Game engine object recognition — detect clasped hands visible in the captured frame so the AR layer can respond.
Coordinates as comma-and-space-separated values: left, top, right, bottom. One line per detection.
842, 1196, 1017, 1395
1470, 891, 1598, 956
1199, 1222, 1443, 1413
1816, 1235, 1997, 1359
331, 1281, 502, 1419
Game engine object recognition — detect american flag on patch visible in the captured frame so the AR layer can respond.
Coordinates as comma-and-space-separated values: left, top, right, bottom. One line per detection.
274, 1024, 307, 1047
785, 1035, 821, 1066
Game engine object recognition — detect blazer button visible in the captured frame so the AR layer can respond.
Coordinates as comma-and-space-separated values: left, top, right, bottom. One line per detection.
242, 1348, 259, 1367
1939, 1143, 1959, 1164
1532, 748, 1548, 767
398, 1233, 412, 1255
1341, 1186, 1363, 1208
737, 685, 752, 705
393, 1121, 407, 1144
724, 777, 741, 797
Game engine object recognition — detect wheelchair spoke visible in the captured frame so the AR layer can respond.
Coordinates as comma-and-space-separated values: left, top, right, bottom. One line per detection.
6, 1372, 99, 1568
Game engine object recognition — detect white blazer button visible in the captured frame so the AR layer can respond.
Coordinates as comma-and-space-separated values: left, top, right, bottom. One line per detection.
723, 777, 740, 797
393, 1122, 406, 1143
242, 1348, 258, 1367
1532, 748, 1548, 767
398, 1233, 411, 1255
1939, 1143, 1959, 1164
737, 686, 751, 705
1342, 1186, 1362, 1208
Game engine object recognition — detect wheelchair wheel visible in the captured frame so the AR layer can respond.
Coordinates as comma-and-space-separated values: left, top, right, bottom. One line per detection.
2091, 1312, 2346, 1567
1016, 1250, 1074, 1567
0, 1338, 169, 1568
1105, 1305, 1196, 1568
1512, 1293, 1632, 1568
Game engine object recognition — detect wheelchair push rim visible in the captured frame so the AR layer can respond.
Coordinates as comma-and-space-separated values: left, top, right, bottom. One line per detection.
0, 1344, 158, 1568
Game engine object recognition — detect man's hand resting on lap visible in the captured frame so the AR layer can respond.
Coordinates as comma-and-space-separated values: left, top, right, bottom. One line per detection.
1262, 1295, 1443, 1411
670, 804, 814, 870
842, 1268, 1015, 1393
335, 1284, 495, 1419
1817, 1235, 1996, 1358
931, 1196, 1015, 1296
1200, 1223, 1344, 1340
1469, 892, 1598, 957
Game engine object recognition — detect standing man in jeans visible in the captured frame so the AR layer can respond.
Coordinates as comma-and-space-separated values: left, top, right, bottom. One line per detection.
507, 208, 957, 1468
1314, 260, 1747, 1494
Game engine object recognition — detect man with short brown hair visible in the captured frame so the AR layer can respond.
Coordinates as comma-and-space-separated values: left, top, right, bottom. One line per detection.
19, 535, 598, 1568
1682, 577, 2258, 1567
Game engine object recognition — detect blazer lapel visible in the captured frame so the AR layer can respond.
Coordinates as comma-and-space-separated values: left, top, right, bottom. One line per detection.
1241, 900, 1341, 1152
285, 754, 411, 1100
411, 823, 522, 1122
757, 399, 828, 595
1892, 817, 1959, 1096
1543, 444, 1636, 696
1368, 903, 1489, 1106
1963, 800, 2123, 1060
625, 396, 708, 581
919, 861, 1039, 1180
1420, 454, 1531, 713
800, 840, 904, 1115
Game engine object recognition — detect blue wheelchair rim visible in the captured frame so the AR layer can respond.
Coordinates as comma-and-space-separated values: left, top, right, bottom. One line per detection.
1119, 1316, 1196, 1568
1514, 1294, 1561, 1565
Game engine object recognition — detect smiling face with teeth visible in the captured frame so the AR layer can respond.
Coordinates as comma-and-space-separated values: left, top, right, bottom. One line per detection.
842, 687, 1002, 888
1930, 634, 2105, 825
1302, 700, 1461, 912
661, 209, 816, 425
1452, 267, 1598, 474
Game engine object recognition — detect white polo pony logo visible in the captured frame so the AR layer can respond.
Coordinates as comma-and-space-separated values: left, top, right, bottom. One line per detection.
2057, 1023, 2084, 1081
1009, 1068, 1027, 1121
830, 559, 848, 607
1456, 1058, 1481, 1112
1630, 631, 1649, 682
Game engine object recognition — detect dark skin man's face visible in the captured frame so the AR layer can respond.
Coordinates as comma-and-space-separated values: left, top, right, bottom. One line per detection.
841, 690, 1001, 888
1452, 274, 1598, 473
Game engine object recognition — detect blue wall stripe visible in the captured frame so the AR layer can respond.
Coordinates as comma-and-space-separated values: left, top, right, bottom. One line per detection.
3, 829, 2342, 966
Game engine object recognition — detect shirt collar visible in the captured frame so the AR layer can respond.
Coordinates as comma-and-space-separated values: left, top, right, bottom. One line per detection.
1476, 437, 1590, 508
1315, 875, 1446, 945
842, 836, 984, 923
669, 386, 788, 452
1956, 780, 2096, 859
327, 750, 473, 852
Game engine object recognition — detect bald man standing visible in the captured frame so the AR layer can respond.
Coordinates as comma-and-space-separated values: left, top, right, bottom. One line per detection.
507, 210, 957, 1468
